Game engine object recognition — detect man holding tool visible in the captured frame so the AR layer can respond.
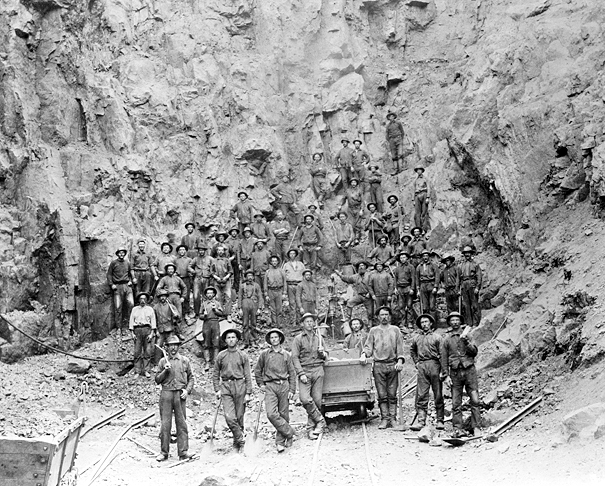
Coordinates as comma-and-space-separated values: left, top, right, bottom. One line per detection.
129, 292, 156, 377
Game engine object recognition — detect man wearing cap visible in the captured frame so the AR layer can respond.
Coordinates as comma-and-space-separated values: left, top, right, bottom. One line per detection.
211, 246, 233, 314
351, 139, 370, 188
384, 195, 405, 249
156, 263, 187, 326
131, 239, 157, 295
368, 262, 394, 314
392, 252, 416, 329
363, 202, 385, 246
337, 177, 364, 241
181, 223, 199, 258
251, 240, 271, 295
254, 328, 297, 452
238, 227, 257, 275
174, 245, 193, 318
129, 292, 157, 377
296, 269, 319, 316
334, 261, 373, 324
201, 287, 224, 370
291, 313, 328, 439
283, 249, 305, 320
239, 270, 264, 347
410, 314, 444, 431
154, 242, 176, 280
335, 138, 354, 190
309, 153, 328, 209
271, 211, 291, 264
154, 289, 180, 364
107, 247, 134, 334
334, 212, 355, 266
298, 214, 324, 271
214, 329, 253, 451
459, 247, 483, 327
231, 191, 256, 235
189, 245, 215, 318
366, 164, 384, 213
210, 229, 230, 258
368, 235, 395, 266
440, 312, 481, 437
386, 112, 405, 175
155, 335, 194, 462
264, 255, 287, 327
226, 228, 241, 292
360, 306, 405, 429
416, 249, 439, 321
271, 176, 301, 227
439, 254, 460, 315
250, 212, 271, 245
409, 227, 427, 266
307, 204, 324, 231
413, 166, 431, 234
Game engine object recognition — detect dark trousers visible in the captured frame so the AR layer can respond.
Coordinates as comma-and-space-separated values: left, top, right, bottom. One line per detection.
202, 318, 220, 350
133, 326, 153, 374
387, 228, 400, 248
273, 239, 289, 265
232, 260, 240, 292
414, 191, 430, 232
374, 295, 389, 311
301, 244, 319, 270
193, 276, 212, 315
221, 379, 247, 446
180, 276, 192, 315
373, 361, 398, 407
287, 283, 301, 321
112, 283, 134, 330
337, 242, 352, 265
415, 360, 444, 421
339, 167, 350, 189
134, 270, 153, 295
396, 286, 413, 327
216, 281, 233, 313
241, 299, 258, 345
461, 280, 481, 327
159, 390, 188, 457
301, 301, 316, 315
418, 281, 436, 317
445, 288, 459, 315
298, 367, 324, 429
451, 365, 481, 431
346, 293, 374, 327
388, 137, 404, 161
368, 183, 384, 213
254, 273, 267, 295
266, 288, 284, 326
168, 293, 183, 323
265, 381, 294, 445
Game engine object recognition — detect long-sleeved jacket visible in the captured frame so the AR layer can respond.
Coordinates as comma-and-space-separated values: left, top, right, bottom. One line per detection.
189, 254, 215, 278
174, 256, 192, 278
393, 263, 416, 290
308, 211, 324, 230
250, 221, 271, 240
368, 245, 395, 265
107, 258, 132, 286
414, 176, 430, 195
386, 120, 405, 140
265, 267, 286, 290
296, 279, 318, 308
271, 183, 297, 204
367, 171, 383, 186
231, 200, 255, 224
458, 260, 483, 288
343, 330, 368, 353
283, 260, 305, 283
440, 330, 478, 375
155, 353, 194, 392
212, 257, 232, 284
341, 186, 364, 210
180, 233, 199, 252
154, 300, 178, 334
364, 212, 385, 232
291, 331, 327, 376
254, 348, 297, 394
239, 281, 264, 306
251, 248, 271, 275
384, 203, 405, 228
416, 262, 439, 285
409, 237, 427, 257
351, 148, 370, 170
440, 264, 460, 290
155, 253, 176, 275
129, 305, 157, 330
410, 331, 442, 365
130, 250, 154, 271
213, 348, 253, 394
362, 325, 405, 363
299, 225, 323, 246
238, 236, 257, 262
334, 221, 354, 244
157, 274, 187, 295
368, 271, 394, 298
340, 272, 371, 297
336, 146, 354, 168
272, 219, 291, 240
201, 298, 224, 320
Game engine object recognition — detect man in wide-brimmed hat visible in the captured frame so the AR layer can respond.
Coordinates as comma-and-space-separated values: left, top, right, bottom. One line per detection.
283, 249, 305, 321
155, 335, 194, 462
271, 176, 301, 227
439, 254, 460, 315
250, 212, 271, 244
254, 328, 296, 452
271, 210, 291, 263
264, 255, 287, 326
334, 261, 373, 324
392, 251, 416, 329
409, 226, 427, 266
131, 239, 157, 295
200, 286, 224, 371
211, 245, 233, 315
386, 112, 406, 175
237, 226, 256, 275
181, 222, 199, 258
413, 165, 431, 234
368, 234, 395, 266
416, 249, 439, 321
459, 246, 483, 327
213, 328, 252, 452
154, 242, 176, 280
360, 306, 405, 429
129, 292, 156, 377
239, 270, 264, 347
335, 138, 354, 190
409, 313, 444, 431
231, 191, 256, 235
188, 244, 215, 319
298, 214, 324, 271
210, 229, 230, 258
296, 269, 319, 316
384, 194, 405, 249
291, 313, 328, 439
153, 289, 180, 364
337, 177, 364, 241
368, 261, 394, 312
251, 240, 271, 294
440, 312, 482, 437
309, 153, 328, 209
366, 163, 384, 212
156, 263, 187, 326
333, 211, 355, 265
363, 202, 386, 247
226, 227, 242, 291
351, 139, 370, 186
107, 247, 134, 335
174, 244, 193, 317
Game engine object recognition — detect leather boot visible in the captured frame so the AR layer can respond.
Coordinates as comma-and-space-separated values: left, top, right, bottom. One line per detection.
378, 402, 390, 429
410, 410, 427, 431
203, 350, 211, 371
388, 402, 398, 428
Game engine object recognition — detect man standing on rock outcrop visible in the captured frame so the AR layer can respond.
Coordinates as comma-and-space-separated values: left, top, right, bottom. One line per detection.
335, 138, 354, 190
298, 214, 324, 271
231, 191, 256, 235
181, 222, 199, 258
439, 254, 460, 316
416, 249, 439, 321
334, 261, 373, 325
131, 239, 157, 296
386, 113, 406, 175
271, 176, 301, 227
129, 292, 156, 378
107, 247, 134, 335
154, 242, 176, 281
271, 210, 291, 264
174, 245, 193, 318
413, 166, 431, 234
459, 246, 483, 327
156, 263, 187, 327
337, 177, 364, 242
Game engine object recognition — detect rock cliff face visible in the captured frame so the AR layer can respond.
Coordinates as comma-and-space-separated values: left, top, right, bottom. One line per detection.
1, 0, 604, 363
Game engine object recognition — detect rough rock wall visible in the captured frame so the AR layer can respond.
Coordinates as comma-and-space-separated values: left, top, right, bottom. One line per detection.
0, 0, 604, 353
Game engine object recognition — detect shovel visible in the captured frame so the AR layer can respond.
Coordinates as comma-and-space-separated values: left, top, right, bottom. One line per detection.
442, 435, 483, 447
202, 397, 222, 455
244, 393, 265, 457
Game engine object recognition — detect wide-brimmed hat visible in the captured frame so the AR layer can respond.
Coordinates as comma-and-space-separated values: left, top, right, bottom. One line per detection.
441, 254, 456, 263
420, 249, 431, 256
353, 139, 363, 144
387, 194, 399, 203
349, 177, 360, 184
414, 166, 425, 173
377, 235, 388, 244
355, 261, 369, 271
411, 226, 423, 234
401, 234, 412, 242
184, 222, 195, 229
269, 254, 281, 263
367, 202, 377, 210
244, 269, 255, 276
416, 313, 436, 329
336, 211, 348, 219
397, 251, 411, 259
387, 112, 397, 119
255, 240, 266, 246
136, 292, 151, 302
175, 244, 188, 253
287, 248, 299, 257
265, 328, 285, 345
228, 227, 240, 235
115, 247, 128, 256
164, 263, 176, 271
462, 246, 475, 254
242, 227, 252, 234
204, 286, 217, 295
137, 238, 146, 244
303, 213, 315, 221
446, 312, 465, 326
165, 335, 181, 345
301, 312, 317, 321
237, 191, 248, 198
161, 242, 173, 252
341, 138, 350, 143
254, 212, 263, 218
215, 230, 228, 240
222, 328, 242, 342
196, 243, 208, 250
312, 152, 323, 159
308, 203, 318, 210
303, 269, 313, 276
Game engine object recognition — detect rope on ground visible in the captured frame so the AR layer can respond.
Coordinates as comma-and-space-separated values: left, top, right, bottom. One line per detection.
307, 432, 323, 486
0, 314, 133, 364
362, 422, 378, 486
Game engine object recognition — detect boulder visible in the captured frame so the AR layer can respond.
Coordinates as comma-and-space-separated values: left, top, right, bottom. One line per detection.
562, 403, 605, 440
322, 73, 365, 114
505, 287, 532, 312
66, 359, 91, 375
470, 306, 507, 345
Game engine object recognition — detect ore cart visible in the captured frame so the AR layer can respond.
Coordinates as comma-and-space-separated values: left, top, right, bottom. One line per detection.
321, 352, 375, 419
0, 417, 85, 486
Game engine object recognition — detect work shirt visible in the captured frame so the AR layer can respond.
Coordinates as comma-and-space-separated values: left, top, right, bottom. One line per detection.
308, 211, 324, 231
155, 253, 176, 275
351, 148, 370, 170
416, 262, 439, 284
458, 260, 483, 288
335, 221, 354, 244
212, 257, 232, 285
364, 212, 385, 232
129, 305, 157, 330
271, 183, 297, 204
410, 331, 442, 365
201, 299, 224, 320
291, 331, 327, 376
189, 254, 215, 278
155, 353, 194, 392
254, 347, 297, 394
386, 120, 405, 140
272, 219, 291, 240
238, 237, 257, 261
213, 348, 253, 394
225, 238, 240, 260
251, 248, 271, 274
211, 239, 230, 258
342, 186, 364, 210
343, 330, 368, 352
367, 171, 383, 185
414, 176, 430, 195
239, 281, 263, 305
180, 233, 199, 252
131, 250, 154, 271
250, 221, 271, 240
368, 271, 394, 298
440, 264, 460, 290
154, 301, 177, 333
362, 325, 405, 363
409, 237, 427, 257
393, 263, 416, 289
157, 274, 187, 295
340, 273, 371, 297
296, 280, 318, 307
384, 203, 405, 227
283, 260, 305, 283
107, 259, 131, 286
174, 256, 192, 278
368, 245, 395, 265
231, 200, 255, 224
336, 146, 354, 168
300, 225, 323, 246
440, 330, 478, 374
265, 267, 286, 290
